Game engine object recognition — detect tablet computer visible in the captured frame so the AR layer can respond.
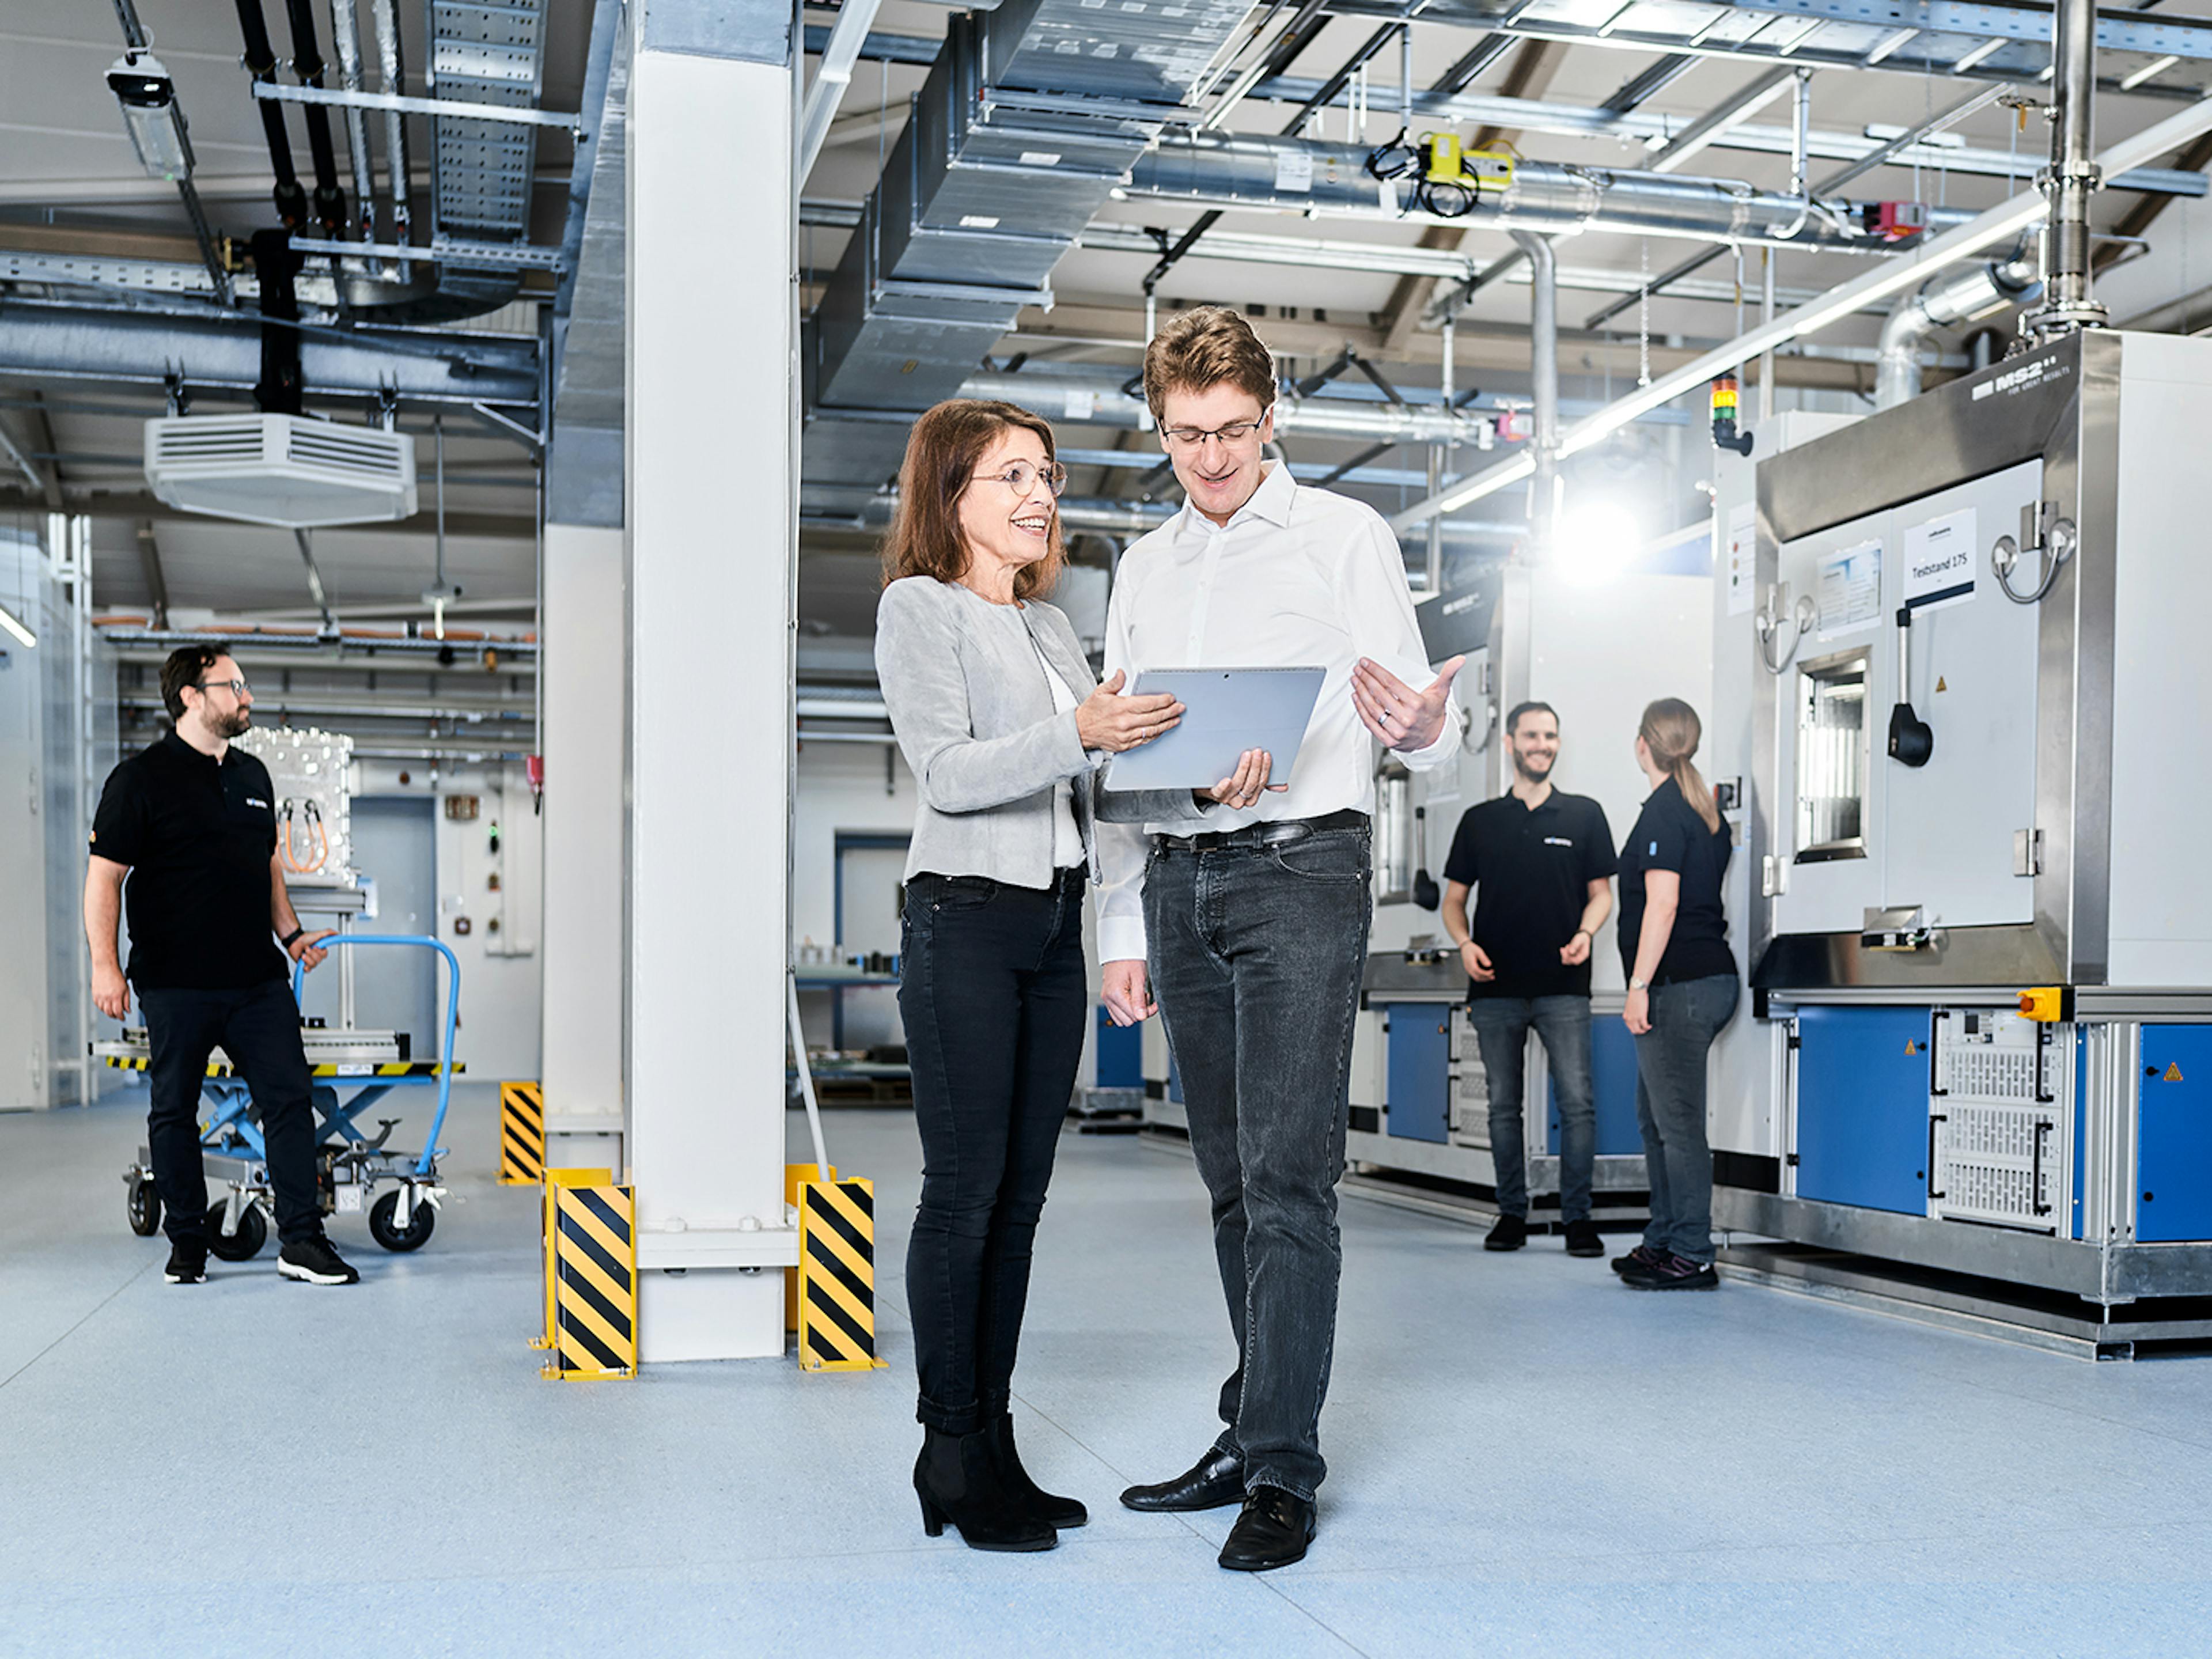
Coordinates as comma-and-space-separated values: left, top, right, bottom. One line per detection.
1101, 666, 1327, 792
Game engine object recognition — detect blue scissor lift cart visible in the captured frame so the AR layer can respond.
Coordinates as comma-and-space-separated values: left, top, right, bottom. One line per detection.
109, 935, 463, 1259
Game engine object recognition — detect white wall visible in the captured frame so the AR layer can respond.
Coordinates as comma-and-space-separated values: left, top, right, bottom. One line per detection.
353, 757, 543, 1082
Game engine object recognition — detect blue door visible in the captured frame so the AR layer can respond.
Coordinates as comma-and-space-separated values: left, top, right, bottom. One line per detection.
1794, 1005, 1933, 1215
1385, 1003, 1452, 1143
2138, 1025, 2212, 1243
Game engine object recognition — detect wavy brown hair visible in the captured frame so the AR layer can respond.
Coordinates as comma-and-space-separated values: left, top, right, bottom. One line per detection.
1142, 305, 1278, 423
880, 399, 1065, 601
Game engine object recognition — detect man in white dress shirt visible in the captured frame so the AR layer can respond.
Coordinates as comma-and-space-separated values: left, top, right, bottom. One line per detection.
1098, 308, 1464, 1571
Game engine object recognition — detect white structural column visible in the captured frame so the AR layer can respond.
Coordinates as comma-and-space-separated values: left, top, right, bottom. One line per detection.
540, 521, 626, 1155
626, 7, 798, 1361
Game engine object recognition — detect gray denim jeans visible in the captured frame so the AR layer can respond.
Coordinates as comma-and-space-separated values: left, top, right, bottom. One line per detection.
1632, 973, 1741, 1264
1144, 824, 1373, 1502
1465, 995, 1596, 1224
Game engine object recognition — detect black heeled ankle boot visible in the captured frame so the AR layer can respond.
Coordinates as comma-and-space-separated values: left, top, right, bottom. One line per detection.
986, 1411, 1087, 1529
914, 1425, 1058, 1552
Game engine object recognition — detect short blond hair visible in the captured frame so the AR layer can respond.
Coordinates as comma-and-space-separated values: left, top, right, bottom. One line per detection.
1142, 305, 1277, 423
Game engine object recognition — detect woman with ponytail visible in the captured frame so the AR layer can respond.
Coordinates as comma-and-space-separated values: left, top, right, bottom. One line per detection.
1612, 698, 1740, 1291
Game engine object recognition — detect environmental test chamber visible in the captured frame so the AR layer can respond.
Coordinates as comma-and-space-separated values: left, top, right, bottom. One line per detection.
1709, 330, 2212, 1349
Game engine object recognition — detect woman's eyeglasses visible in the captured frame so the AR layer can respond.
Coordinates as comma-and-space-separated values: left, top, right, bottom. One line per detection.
969, 461, 1068, 498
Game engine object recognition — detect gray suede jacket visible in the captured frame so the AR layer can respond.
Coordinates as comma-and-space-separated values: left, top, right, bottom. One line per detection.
874, 575, 1192, 888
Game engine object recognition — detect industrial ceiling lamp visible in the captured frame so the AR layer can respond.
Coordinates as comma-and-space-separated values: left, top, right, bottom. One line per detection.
107, 51, 195, 182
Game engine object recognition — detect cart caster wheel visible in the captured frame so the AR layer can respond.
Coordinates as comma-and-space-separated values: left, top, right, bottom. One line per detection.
127, 1177, 161, 1237
206, 1200, 268, 1262
369, 1190, 436, 1252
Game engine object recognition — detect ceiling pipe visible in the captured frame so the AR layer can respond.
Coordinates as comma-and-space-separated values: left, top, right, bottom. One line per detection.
955, 372, 1488, 446
279, 0, 350, 237
366, 0, 414, 250
1384, 89, 2212, 532
1508, 229, 1558, 560
326, 0, 382, 261
2024, 0, 2109, 338
1874, 256, 2040, 409
230, 0, 310, 228
1122, 132, 1960, 249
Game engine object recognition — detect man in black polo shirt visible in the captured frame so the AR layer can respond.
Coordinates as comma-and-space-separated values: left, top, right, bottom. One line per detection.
1440, 701, 1616, 1257
85, 645, 359, 1287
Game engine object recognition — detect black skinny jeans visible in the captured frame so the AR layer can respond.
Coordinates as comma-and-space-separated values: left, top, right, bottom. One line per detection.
899, 867, 1087, 1434
141, 978, 324, 1247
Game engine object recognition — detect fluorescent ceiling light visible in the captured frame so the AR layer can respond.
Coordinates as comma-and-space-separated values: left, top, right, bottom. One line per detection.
2121, 56, 2182, 93
0, 601, 36, 649
1865, 28, 1919, 67
1951, 39, 2007, 75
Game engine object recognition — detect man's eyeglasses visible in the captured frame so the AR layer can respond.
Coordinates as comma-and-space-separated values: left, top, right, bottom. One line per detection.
969, 460, 1068, 498
1160, 420, 1264, 450
195, 677, 252, 698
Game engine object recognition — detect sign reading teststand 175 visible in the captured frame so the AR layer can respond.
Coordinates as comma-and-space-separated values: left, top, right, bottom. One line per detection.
1903, 507, 1978, 613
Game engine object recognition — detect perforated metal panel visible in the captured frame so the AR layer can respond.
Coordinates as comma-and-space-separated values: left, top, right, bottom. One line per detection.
1931, 1010, 2068, 1233
429, 0, 546, 244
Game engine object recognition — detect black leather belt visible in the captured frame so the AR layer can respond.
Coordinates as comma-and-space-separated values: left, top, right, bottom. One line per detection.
1155, 808, 1368, 854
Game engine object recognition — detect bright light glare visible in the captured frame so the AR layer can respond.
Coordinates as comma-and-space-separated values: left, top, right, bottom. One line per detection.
1554, 502, 1642, 584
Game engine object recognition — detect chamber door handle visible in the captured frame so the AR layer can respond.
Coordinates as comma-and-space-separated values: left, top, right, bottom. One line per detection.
1927, 1112, 1947, 1201
2032, 1119, 2054, 1217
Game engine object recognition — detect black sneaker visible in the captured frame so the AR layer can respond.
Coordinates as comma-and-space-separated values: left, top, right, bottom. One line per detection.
1563, 1218, 1605, 1258
164, 1243, 207, 1285
1611, 1243, 1665, 1277
277, 1234, 361, 1286
1483, 1213, 1528, 1252
1620, 1252, 1719, 1291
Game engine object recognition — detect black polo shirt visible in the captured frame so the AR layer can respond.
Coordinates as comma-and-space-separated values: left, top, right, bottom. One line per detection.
90, 732, 286, 991
1442, 788, 1618, 999
1615, 775, 1737, 986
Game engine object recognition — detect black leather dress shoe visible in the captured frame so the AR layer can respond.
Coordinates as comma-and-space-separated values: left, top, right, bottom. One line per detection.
1218, 1485, 1316, 1573
1119, 1446, 1244, 1512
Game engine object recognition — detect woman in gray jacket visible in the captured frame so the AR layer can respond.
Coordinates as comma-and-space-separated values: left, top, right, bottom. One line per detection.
876, 399, 1267, 1553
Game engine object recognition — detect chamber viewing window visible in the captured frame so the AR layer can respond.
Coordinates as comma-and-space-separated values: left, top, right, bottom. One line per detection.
1796, 649, 1870, 863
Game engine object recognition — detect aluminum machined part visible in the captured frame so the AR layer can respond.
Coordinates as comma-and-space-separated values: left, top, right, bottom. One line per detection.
1873, 257, 2040, 409
1122, 133, 1946, 249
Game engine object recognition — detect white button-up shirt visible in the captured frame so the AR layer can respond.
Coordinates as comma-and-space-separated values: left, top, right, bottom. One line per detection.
1095, 462, 1460, 963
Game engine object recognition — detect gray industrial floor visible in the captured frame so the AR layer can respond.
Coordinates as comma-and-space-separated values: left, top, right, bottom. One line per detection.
6, 1086, 2212, 1657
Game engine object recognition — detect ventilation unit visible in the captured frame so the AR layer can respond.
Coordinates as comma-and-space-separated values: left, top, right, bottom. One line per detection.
143, 414, 418, 528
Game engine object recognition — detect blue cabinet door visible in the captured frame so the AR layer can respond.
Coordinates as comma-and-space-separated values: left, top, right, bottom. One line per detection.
1548, 1016, 1645, 1157
2138, 1025, 2212, 1243
1794, 1006, 1933, 1215
1385, 1003, 1452, 1144
1094, 1006, 1143, 1089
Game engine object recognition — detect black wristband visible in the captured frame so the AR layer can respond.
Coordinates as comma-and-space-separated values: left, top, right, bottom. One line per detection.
280, 926, 305, 949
